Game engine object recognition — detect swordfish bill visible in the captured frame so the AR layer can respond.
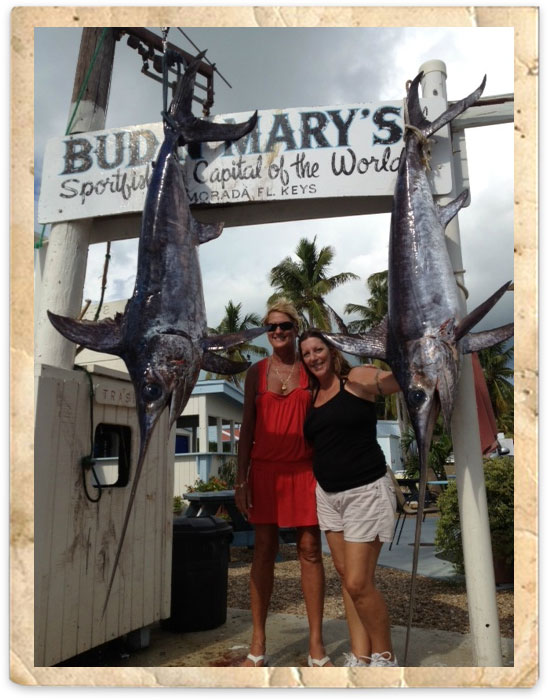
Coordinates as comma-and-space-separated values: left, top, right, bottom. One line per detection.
323, 72, 514, 664
48, 52, 264, 615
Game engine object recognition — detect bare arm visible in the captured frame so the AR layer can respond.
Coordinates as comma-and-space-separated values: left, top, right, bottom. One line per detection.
346, 364, 401, 400
235, 363, 259, 516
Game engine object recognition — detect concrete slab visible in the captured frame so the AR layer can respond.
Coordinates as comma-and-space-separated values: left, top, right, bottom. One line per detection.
102, 608, 513, 668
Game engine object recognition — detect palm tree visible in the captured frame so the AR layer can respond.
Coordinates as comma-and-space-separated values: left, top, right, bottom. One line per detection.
268, 236, 359, 330
344, 270, 388, 333
343, 270, 402, 423
477, 341, 514, 432
205, 301, 268, 387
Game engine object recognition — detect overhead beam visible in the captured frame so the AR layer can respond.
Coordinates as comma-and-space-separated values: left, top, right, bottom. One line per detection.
451, 94, 514, 129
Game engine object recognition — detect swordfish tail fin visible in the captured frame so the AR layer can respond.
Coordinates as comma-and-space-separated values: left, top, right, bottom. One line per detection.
167, 52, 258, 145
406, 71, 486, 139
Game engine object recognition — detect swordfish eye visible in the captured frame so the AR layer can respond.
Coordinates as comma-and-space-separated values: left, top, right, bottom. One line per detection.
142, 382, 163, 403
408, 388, 427, 408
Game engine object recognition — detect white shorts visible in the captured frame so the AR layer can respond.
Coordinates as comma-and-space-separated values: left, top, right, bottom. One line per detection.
315, 473, 397, 543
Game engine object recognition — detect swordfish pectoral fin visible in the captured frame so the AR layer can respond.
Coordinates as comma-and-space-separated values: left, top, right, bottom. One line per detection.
202, 326, 268, 352
323, 318, 388, 361
47, 310, 124, 354
460, 322, 514, 354
455, 281, 513, 341
201, 351, 250, 375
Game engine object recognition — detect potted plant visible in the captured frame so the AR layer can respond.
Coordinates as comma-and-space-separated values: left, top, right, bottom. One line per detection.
434, 457, 514, 583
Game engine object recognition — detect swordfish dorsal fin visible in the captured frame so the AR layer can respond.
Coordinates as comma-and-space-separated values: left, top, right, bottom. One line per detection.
190, 216, 224, 245
47, 310, 124, 355
455, 281, 512, 341
437, 189, 469, 228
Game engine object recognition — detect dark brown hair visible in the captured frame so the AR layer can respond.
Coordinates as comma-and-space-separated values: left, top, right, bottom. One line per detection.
298, 329, 351, 395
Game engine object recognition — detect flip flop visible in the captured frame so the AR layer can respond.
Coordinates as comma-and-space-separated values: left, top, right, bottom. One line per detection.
307, 654, 332, 667
246, 653, 269, 667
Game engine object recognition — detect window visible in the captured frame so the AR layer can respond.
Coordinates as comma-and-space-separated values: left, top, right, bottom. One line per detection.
92, 424, 131, 487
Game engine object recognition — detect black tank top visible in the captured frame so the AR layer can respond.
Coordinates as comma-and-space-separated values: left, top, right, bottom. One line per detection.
303, 379, 387, 492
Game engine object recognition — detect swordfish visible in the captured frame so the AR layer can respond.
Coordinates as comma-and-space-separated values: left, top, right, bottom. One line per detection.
48, 52, 263, 613
324, 72, 514, 663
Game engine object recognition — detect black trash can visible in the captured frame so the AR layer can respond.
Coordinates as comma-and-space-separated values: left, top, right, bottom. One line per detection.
161, 515, 233, 632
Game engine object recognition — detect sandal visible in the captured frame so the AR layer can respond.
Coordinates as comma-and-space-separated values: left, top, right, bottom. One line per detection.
307, 654, 332, 667
246, 653, 269, 667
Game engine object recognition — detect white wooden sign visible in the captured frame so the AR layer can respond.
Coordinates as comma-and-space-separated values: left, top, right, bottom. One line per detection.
94, 381, 136, 407
38, 98, 453, 224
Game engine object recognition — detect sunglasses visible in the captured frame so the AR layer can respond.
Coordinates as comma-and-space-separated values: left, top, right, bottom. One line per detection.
267, 321, 295, 332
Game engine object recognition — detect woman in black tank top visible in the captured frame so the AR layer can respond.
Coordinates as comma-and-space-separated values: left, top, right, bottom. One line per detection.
299, 330, 402, 667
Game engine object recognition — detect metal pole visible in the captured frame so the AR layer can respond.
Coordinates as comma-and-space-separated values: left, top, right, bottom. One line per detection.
35, 29, 116, 370
419, 60, 503, 666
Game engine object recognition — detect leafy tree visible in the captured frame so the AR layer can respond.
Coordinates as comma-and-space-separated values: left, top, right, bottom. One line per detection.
205, 300, 268, 387
401, 421, 451, 481
268, 236, 358, 330
477, 341, 514, 434
343, 270, 403, 424
345, 270, 388, 333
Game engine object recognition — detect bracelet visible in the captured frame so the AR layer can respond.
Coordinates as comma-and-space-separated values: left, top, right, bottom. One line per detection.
234, 482, 247, 489
375, 368, 384, 396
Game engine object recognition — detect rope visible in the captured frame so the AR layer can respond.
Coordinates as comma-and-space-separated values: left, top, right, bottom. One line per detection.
161, 27, 170, 117
93, 241, 111, 322
403, 79, 433, 171
453, 269, 469, 299
75, 365, 103, 503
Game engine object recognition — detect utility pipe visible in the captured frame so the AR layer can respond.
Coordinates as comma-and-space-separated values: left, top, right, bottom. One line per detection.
35, 29, 116, 370
419, 60, 503, 666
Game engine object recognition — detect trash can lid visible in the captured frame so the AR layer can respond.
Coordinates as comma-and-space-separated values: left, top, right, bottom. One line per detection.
173, 515, 233, 535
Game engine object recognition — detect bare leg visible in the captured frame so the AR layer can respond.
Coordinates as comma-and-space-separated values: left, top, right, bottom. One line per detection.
343, 538, 394, 656
296, 526, 334, 665
325, 530, 372, 659
240, 524, 279, 666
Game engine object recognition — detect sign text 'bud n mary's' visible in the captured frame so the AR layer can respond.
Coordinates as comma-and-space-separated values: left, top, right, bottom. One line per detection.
38, 99, 453, 225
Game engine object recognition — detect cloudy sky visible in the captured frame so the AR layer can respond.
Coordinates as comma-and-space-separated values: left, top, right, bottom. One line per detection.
34, 25, 514, 334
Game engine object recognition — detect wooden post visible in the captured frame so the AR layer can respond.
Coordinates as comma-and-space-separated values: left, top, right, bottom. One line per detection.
420, 60, 503, 666
35, 29, 116, 370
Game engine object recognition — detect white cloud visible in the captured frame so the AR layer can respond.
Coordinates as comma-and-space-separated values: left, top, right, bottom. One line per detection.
38, 27, 514, 335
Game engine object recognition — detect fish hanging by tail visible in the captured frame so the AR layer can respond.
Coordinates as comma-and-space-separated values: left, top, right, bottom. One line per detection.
48, 52, 264, 615
323, 71, 513, 665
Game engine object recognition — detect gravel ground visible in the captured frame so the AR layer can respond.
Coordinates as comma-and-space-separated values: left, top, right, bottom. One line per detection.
228, 545, 514, 638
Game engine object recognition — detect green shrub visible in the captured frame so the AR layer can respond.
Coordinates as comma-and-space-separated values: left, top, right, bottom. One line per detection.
434, 457, 514, 575
186, 475, 229, 493
218, 458, 237, 488
173, 496, 183, 513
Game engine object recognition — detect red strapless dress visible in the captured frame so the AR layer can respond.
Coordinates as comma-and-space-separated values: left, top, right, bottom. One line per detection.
248, 358, 318, 527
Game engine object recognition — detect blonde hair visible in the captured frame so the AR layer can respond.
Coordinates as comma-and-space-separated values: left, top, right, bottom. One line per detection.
263, 298, 300, 330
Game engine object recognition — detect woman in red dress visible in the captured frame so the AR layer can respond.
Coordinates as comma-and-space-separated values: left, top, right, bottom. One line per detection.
235, 300, 332, 667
